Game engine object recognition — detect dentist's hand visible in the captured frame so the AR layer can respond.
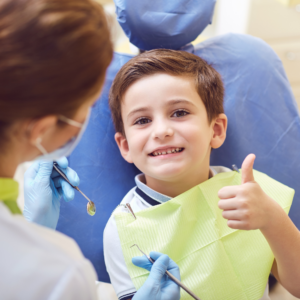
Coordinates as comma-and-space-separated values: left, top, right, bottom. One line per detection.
132, 252, 180, 300
23, 157, 80, 229
218, 154, 280, 231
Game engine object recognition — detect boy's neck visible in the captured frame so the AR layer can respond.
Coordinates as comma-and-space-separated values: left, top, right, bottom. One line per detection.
144, 165, 211, 198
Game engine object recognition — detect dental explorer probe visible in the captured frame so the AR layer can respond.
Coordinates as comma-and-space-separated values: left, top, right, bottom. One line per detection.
53, 162, 96, 216
131, 244, 201, 300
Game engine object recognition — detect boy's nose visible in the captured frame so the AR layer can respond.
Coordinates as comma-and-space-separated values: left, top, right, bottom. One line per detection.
151, 122, 174, 140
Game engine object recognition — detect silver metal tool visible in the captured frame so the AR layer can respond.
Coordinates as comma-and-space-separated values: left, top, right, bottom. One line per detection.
232, 164, 240, 173
53, 162, 96, 216
126, 203, 137, 219
131, 244, 201, 300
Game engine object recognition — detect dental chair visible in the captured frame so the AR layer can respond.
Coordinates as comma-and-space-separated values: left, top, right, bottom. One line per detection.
57, 0, 300, 282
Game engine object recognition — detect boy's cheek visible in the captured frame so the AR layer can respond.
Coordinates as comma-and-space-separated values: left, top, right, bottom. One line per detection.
128, 134, 150, 153
177, 123, 210, 142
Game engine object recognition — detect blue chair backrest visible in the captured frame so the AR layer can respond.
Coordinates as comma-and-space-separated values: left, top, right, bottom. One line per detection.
57, 33, 300, 282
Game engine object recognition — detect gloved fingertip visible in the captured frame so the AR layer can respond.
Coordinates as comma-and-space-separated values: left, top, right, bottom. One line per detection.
132, 256, 146, 266
149, 251, 163, 261
64, 188, 75, 202
69, 170, 80, 186
56, 157, 68, 169
61, 181, 75, 202
75, 173, 80, 186
150, 253, 180, 280
153, 254, 169, 269
132, 256, 152, 272
132, 257, 138, 266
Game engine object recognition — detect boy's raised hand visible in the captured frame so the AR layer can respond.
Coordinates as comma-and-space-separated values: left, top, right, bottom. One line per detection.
218, 154, 278, 231
220, 155, 300, 297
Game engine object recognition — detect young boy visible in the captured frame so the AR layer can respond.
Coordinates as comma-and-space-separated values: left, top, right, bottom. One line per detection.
104, 49, 300, 300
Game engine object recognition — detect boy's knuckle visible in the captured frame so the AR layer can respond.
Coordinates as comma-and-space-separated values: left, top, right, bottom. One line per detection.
240, 188, 249, 198
240, 199, 249, 209
244, 211, 250, 220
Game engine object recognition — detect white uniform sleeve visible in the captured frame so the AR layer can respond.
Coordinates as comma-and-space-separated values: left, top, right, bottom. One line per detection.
0, 203, 99, 300
49, 259, 98, 300
104, 215, 136, 300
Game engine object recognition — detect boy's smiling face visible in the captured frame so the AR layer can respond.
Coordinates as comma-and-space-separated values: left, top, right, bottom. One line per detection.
115, 73, 227, 195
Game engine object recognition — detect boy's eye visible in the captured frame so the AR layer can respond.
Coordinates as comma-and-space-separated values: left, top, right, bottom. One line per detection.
134, 117, 151, 125
172, 110, 189, 118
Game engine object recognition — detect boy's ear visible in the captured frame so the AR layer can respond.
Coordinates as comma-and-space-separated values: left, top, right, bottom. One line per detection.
115, 132, 133, 163
210, 113, 228, 149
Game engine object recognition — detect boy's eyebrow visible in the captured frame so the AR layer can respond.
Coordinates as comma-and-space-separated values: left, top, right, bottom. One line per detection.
127, 106, 151, 121
166, 99, 197, 107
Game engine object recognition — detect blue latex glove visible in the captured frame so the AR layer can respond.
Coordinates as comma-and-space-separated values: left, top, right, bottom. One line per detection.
23, 157, 80, 229
132, 252, 181, 300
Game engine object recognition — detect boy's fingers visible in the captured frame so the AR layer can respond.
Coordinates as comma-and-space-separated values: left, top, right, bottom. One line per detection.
218, 186, 239, 199
227, 220, 252, 230
241, 154, 256, 184
222, 210, 240, 220
227, 220, 246, 230
218, 199, 238, 210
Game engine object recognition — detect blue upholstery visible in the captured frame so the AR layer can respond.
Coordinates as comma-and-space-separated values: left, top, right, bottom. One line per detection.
56, 1, 300, 283
114, 0, 216, 50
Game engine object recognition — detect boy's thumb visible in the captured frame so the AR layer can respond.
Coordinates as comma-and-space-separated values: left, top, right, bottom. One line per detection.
241, 154, 256, 184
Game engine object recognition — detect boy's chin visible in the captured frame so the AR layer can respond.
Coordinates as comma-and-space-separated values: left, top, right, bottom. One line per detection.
147, 167, 186, 181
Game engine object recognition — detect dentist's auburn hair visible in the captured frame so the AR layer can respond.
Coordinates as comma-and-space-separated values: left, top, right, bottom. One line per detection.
0, 0, 112, 140
109, 49, 224, 135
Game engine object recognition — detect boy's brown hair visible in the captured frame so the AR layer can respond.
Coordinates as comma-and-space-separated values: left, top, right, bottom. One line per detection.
109, 49, 224, 135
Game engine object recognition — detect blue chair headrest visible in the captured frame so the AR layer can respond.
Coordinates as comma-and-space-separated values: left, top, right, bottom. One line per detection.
114, 0, 216, 50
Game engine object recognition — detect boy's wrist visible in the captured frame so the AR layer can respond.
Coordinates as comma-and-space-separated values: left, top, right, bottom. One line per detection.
260, 197, 285, 234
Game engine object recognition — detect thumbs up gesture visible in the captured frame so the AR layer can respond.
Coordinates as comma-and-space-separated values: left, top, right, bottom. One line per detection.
218, 154, 276, 231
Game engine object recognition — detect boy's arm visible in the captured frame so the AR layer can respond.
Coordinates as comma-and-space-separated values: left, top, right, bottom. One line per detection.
103, 215, 137, 300
218, 154, 300, 298
261, 204, 300, 296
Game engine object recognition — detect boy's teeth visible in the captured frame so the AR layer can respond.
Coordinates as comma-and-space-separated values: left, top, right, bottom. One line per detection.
152, 147, 183, 156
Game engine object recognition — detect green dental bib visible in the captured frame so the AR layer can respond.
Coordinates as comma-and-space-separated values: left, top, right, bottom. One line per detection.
114, 170, 294, 300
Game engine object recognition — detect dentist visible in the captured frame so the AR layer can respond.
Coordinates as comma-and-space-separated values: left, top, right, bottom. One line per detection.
0, 0, 180, 299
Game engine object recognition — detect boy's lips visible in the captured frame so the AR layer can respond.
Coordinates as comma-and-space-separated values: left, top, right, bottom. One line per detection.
149, 146, 184, 157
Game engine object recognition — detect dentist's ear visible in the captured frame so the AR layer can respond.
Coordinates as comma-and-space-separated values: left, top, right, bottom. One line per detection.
210, 113, 227, 149
27, 116, 58, 145
115, 132, 133, 163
